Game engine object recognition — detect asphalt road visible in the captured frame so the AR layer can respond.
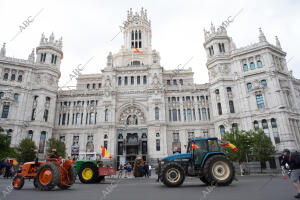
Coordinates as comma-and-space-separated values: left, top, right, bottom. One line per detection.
0, 176, 296, 200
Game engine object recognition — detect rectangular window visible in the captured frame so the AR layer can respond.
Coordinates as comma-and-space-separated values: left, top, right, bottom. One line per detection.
167, 80, 171, 85
118, 77, 122, 85
89, 112, 95, 124
184, 109, 186, 121
124, 77, 128, 85
104, 141, 108, 149
202, 108, 207, 120
193, 109, 196, 121
156, 139, 160, 151
178, 109, 181, 121
187, 109, 192, 121
137, 76, 140, 84
169, 110, 172, 121
43, 109, 49, 122
131, 76, 134, 85
172, 109, 177, 121
217, 103, 222, 115
1, 105, 9, 118
173, 132, 180, 142
188, 132, 195, 141
38, 131, 46, 153
256, 95, 265, 109
229, 101, 235, 113
62, 113, 66, 125
72, 113, 75, 124
76, 113, 80, 125
198, 108, 201, 120
143, 76, 147, 84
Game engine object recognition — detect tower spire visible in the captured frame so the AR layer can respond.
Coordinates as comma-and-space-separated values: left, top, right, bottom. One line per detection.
275, 36, 281, 49
0, 43, 6, 57
258, 28, 267, 42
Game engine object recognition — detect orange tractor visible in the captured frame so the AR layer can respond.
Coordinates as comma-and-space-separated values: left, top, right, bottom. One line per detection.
12, 157, 76, 191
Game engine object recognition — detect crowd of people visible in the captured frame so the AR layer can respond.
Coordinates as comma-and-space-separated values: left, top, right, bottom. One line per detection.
0, 158, 18, 178
117, 162, 152, 178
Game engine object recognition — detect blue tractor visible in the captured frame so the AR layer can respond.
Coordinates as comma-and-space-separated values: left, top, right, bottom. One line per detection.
158, 137, 235, 187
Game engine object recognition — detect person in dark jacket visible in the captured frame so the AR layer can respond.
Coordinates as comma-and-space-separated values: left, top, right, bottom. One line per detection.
281, 149, 300, 198
49, 149, 59, 158
144, 163, 149, 178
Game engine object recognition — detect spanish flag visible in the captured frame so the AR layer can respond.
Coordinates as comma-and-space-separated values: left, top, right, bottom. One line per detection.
221, 142, 238, 152
101, 145, 112, 159
192, 142, 199, 149
133, 47, 142, 54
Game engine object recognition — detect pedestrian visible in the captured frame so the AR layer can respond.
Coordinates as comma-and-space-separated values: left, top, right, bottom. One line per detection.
139, 162, 144, 177
281, 149, 300, 198
126, 163, 132, 178
144, 162, 149, 178
118, 164, 123, 178
4, 159, 12, 179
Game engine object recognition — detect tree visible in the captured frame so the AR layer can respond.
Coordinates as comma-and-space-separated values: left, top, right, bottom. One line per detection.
46, 138, 66, 158
0, 127, 18, 159
223, 128, 253, 163
16, 138, 37, 162
251, 130, 275, 172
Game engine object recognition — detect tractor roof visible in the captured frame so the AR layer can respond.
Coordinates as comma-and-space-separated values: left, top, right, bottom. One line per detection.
192, 137, 218, 141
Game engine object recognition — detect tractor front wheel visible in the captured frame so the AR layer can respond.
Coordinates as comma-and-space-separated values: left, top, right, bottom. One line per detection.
12, 175, 24, 190
36, 163, 60, 191
203, 155, 235, 186
78, 163, 98, 183
161, 163, 185, 187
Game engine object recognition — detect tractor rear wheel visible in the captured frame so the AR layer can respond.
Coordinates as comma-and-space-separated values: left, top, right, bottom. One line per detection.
12, 175, 24, 190
203, 155, 235, 186
161, 163, 185, 187
36, 163, 60, 191
78, 163, 98, 183
57, 165, 77, 189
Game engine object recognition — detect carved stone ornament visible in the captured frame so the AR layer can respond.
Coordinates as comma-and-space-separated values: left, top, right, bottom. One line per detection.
119, 106, 145, 125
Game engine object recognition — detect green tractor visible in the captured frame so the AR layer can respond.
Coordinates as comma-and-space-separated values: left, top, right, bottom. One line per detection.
158, 137, 236, 187
75, 153, 116, 183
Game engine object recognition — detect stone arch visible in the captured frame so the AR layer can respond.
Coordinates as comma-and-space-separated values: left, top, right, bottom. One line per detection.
118, 103, 146, 125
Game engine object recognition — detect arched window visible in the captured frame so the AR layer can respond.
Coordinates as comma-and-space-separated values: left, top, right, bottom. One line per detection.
142, 133, 147, 138
250, 62, 255, 69
87, 84, 90, 89
104, 134, 108, 139
257, 60, 263, 67
3, 73, 8, 80
118, 77, 122, 85
262, 119, 269, 137
215, 89, 219, 94
243, 64, 248, 71
254, 120, 259, 131
179, 79, 183, 85
156, 133, 160, 137
143, 75, 147, 84
247, 83, 252, 91
155, 107, 159, 120
14, 93, 19, 100
219, 125, 225, 137
226, 87, 232, 92
217, 103, 222, 115
229, 100, 235, 113
232, 123, 238, 130
124, 76, 128, 85
43, 109, 49, 122
131, 31, 134, 40
105, 109, 108, 122
11, 74, 15, 81
271, 118, 280, 144
92, 83, 96, 89
139, 30, 142, 39
261, 80, 267, 88
18, 75, 22, 82
135, 30, 138, 40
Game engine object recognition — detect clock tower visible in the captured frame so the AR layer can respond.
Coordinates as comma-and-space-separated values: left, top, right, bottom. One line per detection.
123, 8, 152, 52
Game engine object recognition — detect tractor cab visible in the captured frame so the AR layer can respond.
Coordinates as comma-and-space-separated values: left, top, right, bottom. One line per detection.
187, 137, 221, 167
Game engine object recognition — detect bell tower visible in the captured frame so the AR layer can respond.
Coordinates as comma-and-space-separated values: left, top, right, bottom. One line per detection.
123, 8, 152, 52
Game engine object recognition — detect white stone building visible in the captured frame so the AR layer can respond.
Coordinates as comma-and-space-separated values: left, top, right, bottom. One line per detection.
1, 8, 300, 165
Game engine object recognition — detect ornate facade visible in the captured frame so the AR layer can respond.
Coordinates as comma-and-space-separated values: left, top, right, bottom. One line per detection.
1, 8, 300, 165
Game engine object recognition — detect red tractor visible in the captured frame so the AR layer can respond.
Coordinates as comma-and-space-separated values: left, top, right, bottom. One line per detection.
12, 157, 76, 191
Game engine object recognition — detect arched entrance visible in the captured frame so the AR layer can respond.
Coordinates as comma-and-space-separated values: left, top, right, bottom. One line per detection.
117, 105, 148, 167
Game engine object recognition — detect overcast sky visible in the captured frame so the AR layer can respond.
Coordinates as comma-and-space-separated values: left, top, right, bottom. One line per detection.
1, 0, 299, 87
